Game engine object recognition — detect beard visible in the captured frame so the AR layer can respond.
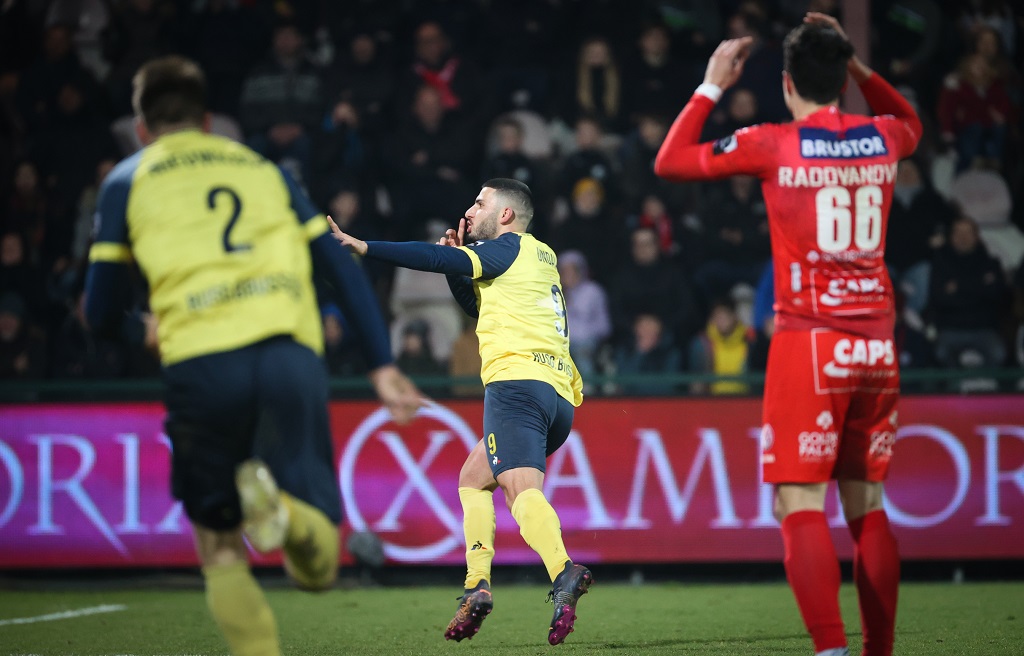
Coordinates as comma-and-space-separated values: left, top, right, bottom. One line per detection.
469, 216, 497, 240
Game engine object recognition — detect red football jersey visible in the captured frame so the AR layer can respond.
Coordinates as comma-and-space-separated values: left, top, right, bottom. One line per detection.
656, 75, 923, 339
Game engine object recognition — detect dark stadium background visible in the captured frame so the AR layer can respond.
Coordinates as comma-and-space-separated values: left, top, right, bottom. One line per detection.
0, 0, 1022, 579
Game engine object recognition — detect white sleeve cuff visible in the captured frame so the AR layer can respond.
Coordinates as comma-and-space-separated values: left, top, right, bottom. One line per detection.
695, 83, 723, 103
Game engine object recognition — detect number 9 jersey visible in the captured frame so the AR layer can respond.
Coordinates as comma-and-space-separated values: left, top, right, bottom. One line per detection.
89, 130, 326, 365
655, 74, 922, 340
457, 233, 583, 407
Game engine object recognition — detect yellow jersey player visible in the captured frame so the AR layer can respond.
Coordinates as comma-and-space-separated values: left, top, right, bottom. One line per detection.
331, 178, 592, 646
84, 56, 421, 656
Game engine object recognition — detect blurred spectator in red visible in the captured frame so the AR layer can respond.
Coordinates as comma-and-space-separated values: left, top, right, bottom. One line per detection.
627, 194, 683, 260
967, 24, 1021, 116
0, 291, 46, 379
929, 216, 1008, 367
555, 37, 625, 133
692, 175, 770, 303
885, 159, 956, 316
397, 21, 486, 135
240, 20, 323, 184
557, 250, 611, 381
386, 84, 475, 240
609, 225, 699, 347
937, 53, 1012, 172
614, 313, 681, 395
688, 297, 751, 396
623, 23, 694, 124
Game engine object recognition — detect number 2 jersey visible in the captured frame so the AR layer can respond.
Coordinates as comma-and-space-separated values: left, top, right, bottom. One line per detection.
363, 232, 584, 407
87, 129, 381, 366
655, 74, 923, 339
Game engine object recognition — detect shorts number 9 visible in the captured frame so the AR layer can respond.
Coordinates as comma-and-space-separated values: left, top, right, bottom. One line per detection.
487, 432, 497, 455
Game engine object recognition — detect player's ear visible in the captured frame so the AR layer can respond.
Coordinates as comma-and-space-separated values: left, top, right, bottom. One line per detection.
134, 116, 153, 147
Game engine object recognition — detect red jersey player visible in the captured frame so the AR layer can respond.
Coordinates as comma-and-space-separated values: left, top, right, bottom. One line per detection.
655, 13, 922, 656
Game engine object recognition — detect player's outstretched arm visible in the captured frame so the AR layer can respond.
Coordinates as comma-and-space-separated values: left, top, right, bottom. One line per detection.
328, 215, 476, 277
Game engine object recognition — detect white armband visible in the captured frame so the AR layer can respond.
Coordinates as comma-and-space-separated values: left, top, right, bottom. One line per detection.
695, 83, 723, 103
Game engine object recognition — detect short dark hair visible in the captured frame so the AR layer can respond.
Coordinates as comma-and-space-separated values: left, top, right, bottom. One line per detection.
483, 178, 534, 226
783, 23, 854, 105
132, 56, 207, 131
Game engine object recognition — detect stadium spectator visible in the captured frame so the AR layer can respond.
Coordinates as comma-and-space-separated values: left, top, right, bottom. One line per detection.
957, 0, 1017, 56
968, 24, 1021, 107
0, 291, 46, 379
929, 215, 1008, 368
937, 53, 1013, 172
102, 0, 174, 114
557, 250, 611, 381
395, 318, 447, 377
688, 297, 752, 395
321, 304, 361, 377
608, 225, 698, 347
872, 0, 944, 101
702, 86, 760, 141
386, 84, 475, 240
50, 290, 129, 379
322, 32, 395, 140
614, 313, 681, 395
548, 178, 620, 285
397, 21, 486, 134
3, 160, 48, 250
626, 193, 683, 260
448, 316, 483, 397
309, 98, 367, 205
0, 232, 46, 321
723, 6, 787, 122
885, 158, 956, 315
618, 113, 689, 209
622, 23, 693, 123
555, 37, 625, 132
480, 0, 560, 112
239, 20, 323, 184
692, 175, 770, 303
556, 116, 619, 207
481, 117, 543, 217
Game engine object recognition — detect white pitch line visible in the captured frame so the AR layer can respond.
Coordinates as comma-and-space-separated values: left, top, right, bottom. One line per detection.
0, 603, 127, 627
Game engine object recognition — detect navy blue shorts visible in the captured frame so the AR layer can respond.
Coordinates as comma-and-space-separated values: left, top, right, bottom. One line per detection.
482, 380, 575, 477
162, 336, 341, 531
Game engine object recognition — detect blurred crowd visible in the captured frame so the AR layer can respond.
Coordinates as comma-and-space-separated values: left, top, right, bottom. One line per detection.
1, 0, 1023, 395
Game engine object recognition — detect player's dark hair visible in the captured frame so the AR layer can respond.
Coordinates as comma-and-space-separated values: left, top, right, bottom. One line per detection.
132, 56, 207, 130
783, 23, 854, 104
483, 178, 534, 227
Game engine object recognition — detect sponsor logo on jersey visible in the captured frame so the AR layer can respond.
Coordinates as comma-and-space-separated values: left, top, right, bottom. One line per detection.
869, 430, 896, 459
823, 338, 896, 378
798, 429, 838, 460
712, 134, 738, 155
798, 125, 889, 159
819, 275, 886, 307
816, 411, 834, 430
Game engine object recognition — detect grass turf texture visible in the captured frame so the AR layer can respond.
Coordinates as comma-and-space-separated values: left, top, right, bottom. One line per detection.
0, 582, 1020, 655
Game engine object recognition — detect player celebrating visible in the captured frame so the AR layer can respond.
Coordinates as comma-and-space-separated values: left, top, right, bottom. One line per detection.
654, 13, 921, 656
330, 178, 593, 646
85, 56, 421, 656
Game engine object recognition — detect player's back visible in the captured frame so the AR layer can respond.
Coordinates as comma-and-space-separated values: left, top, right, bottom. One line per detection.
111, 130, 322, 364
756, 107, 914, 338
472, 232, 583, 406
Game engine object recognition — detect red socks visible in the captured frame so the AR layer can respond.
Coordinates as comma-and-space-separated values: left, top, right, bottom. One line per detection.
781, 510, 847, 652
848, 510, 899, 656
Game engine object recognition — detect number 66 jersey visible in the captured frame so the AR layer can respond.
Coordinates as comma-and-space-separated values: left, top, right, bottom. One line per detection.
655, 74, 922, 340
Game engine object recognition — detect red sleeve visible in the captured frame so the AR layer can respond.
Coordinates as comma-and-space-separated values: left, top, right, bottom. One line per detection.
859, 72, 923, 158
654, 93, 775, 181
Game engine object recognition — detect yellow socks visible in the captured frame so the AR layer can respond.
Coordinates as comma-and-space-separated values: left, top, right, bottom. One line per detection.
459, 487, 496, 589
510, 487, 571, 582
203, 561, 279, 656
280, 493, 339, 591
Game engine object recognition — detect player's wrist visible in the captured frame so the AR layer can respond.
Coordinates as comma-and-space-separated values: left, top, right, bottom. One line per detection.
695, 83, 723, 103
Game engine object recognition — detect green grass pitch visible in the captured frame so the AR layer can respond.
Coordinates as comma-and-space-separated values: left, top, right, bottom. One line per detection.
0, 581, 1021, 655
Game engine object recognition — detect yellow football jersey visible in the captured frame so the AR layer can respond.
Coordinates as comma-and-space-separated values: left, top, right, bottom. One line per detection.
88, 129, 329, 365
458, 233, 583, 406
